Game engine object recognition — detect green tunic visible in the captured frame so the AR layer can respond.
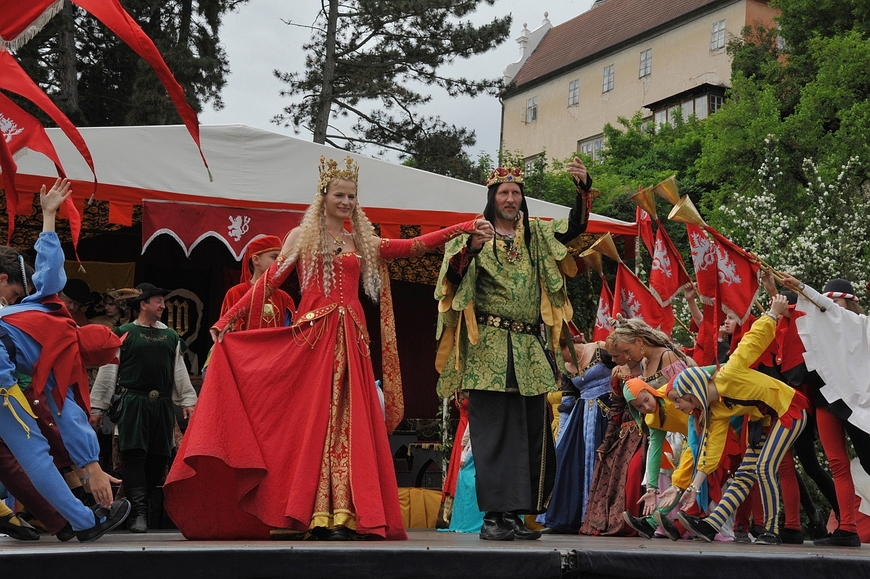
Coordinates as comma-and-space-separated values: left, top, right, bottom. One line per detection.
113, 322, 187, 455
435, 218, 571, 398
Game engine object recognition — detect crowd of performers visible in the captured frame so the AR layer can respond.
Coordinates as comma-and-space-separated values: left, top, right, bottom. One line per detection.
440, 270, 870, 547
2, 157, 869, 551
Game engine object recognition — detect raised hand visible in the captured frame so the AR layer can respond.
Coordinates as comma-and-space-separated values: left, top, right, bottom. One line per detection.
566, 156, 588, 186
40, 178, 72, 216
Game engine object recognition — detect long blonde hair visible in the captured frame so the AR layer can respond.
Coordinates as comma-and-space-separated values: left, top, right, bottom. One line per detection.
280, 178, 382, 301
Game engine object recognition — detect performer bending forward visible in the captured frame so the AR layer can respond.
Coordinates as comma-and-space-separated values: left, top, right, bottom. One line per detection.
164, 156, 490, 540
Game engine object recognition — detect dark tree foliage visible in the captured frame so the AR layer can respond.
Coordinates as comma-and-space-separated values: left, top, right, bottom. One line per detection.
11, 0, 244, 127
272, 0, 511, 179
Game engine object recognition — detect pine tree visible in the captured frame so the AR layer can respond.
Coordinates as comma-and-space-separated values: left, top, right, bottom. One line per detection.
272, 0, 511, 178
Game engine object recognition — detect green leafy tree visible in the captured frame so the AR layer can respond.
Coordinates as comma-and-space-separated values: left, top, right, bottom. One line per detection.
272, 0, 511, 177
699, 8, 870, 294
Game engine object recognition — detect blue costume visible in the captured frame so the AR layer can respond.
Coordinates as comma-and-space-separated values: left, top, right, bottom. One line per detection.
0, 232, 101, 532
539, 350, 612, 532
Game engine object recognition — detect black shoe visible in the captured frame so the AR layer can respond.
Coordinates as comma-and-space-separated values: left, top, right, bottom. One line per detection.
56, 523, 76, 542
813, 529, 861, 547
326, 526, 351, 541
807, 513, 828, 540
125, 487, 148, 533
780, 527, 804, 544
749, 524, 766, 540
755, 531, 782, 545
0, 513, 40, 541
479, 513, 515, 541
677, 512, 717, 543
503, 512, 542, 540
622, 511, 656, 539
734, 531, 752, 543
76, 499, 131, 543
308, 526, 331, 541
653, 511, 682, 541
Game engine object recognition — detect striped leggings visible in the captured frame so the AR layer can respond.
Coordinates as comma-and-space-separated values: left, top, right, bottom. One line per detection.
707, 410, 808, 533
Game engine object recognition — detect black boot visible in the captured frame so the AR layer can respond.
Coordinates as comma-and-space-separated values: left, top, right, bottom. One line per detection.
125, 487, 148, 533
479, 512, 515, 541
503, 512, 542, 540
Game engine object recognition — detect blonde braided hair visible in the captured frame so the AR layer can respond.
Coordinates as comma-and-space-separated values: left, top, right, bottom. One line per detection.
279, 177, 382, 302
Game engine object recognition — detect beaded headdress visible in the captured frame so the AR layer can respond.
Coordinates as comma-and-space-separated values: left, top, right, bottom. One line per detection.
318, 155, 359, 194
485, 163, 524, 187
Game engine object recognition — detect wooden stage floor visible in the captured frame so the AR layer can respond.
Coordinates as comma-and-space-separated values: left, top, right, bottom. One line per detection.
2, 528, 868, 578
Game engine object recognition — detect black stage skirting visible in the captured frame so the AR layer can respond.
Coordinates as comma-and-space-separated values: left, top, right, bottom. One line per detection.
2, 529, 868, 579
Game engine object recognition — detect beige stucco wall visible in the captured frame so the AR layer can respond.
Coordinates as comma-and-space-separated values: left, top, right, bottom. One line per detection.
501, 1, 776, 161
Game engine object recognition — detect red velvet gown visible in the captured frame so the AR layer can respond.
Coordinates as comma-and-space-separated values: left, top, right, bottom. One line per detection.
164, 251, 407, 539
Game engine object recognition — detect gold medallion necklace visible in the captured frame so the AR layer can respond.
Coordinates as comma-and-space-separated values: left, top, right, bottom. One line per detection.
495, 231, 521, 263
330, 230, 347, 254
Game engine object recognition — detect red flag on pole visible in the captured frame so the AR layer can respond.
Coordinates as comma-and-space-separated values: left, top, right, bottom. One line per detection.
612, 260, 662, 329
686, 224, 717, 306
0, 51, 96, 182
649, 224, 691, 306
0, 91, 65, 175
74, 0, 211, 179
592, 273, 614, 342
636, 205, 654, 257
0, 66, 85, 246
705, 227, 760, 324
0, 0, 209, 177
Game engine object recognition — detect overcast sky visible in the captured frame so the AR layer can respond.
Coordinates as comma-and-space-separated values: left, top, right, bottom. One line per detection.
199, 0, 596, 163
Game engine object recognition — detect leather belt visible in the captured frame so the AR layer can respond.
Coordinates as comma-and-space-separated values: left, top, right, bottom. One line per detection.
475, 313, 539, 336
125, 389, 163, 399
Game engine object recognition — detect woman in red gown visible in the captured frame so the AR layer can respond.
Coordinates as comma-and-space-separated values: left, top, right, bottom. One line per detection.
164, 156, 491, 540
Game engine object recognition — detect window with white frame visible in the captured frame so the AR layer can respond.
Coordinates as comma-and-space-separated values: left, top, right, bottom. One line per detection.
710, 94, 724, 113
654, 110, 667, 127
639, 49, 652, 78
578, 136, 605, 161
524, 154, 543, 175
602, 64, 614, 93
682, 99, 694, 118
568, 79, 580, 106
694, 95, 708, 119
711, 19, 726, 50
526, 96, 538, 123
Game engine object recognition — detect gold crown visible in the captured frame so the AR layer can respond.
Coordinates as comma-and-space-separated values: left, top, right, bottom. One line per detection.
485, 164, 524, 187
318, 155, 359, 193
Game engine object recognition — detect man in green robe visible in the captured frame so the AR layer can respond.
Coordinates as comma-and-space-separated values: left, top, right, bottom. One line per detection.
435, 158, 594, 540
90, 283, 197, 533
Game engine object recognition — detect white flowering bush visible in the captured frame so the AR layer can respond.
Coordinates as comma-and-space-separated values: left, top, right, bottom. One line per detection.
783, 156, 869, 297
720, 136, 868, 300
720, 135, 795, 268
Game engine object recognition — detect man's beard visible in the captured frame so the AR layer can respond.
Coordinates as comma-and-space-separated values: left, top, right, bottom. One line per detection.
495, 206, 519, 223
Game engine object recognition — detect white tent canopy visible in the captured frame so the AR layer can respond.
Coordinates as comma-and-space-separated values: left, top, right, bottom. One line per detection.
14, 124, 635, 241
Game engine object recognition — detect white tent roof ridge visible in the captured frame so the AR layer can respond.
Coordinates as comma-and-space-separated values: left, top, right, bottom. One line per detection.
15, 123, 632, 226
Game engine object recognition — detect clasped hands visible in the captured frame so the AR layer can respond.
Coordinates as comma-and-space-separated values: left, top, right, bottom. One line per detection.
467, 217, 494, 252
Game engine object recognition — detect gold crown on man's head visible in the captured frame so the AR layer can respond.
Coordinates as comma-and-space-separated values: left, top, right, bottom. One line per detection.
318, 155, 359, 193
485, 163, 524, 187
